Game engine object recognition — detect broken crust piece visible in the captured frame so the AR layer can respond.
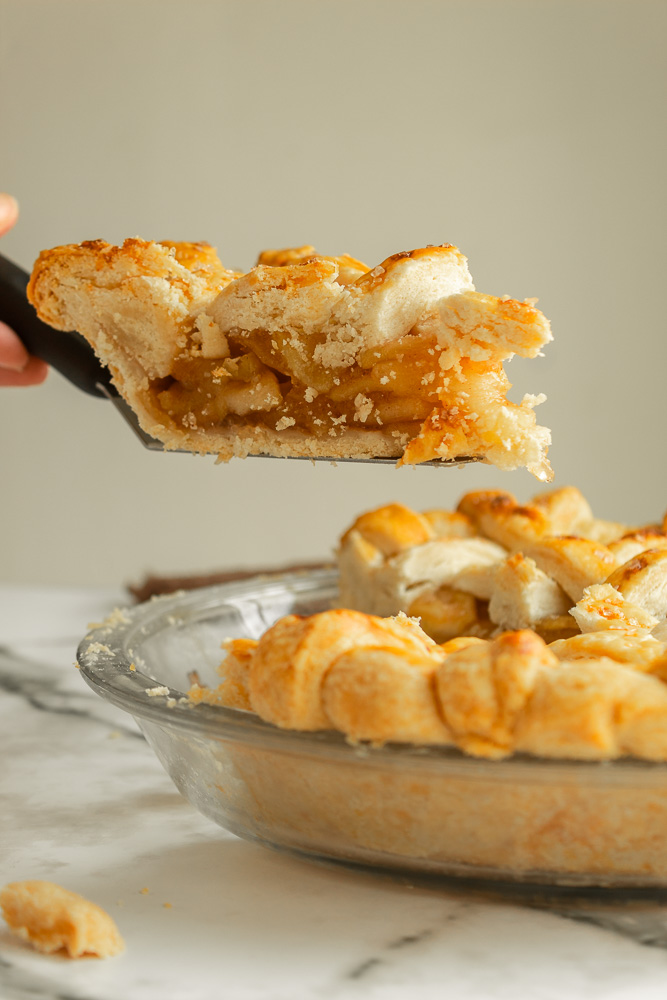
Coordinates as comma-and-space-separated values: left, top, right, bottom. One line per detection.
570, 583, 660, 635
0, 881, 124, 958
28, 239, 553, 478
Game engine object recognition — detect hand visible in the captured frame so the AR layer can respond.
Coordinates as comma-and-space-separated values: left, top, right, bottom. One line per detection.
0, 194, 48, 387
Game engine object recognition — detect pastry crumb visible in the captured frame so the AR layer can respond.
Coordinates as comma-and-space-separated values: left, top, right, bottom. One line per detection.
0, 881, 124, 959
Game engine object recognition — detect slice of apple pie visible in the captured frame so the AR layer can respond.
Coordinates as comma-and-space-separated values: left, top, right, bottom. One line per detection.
28, 239, 553, 477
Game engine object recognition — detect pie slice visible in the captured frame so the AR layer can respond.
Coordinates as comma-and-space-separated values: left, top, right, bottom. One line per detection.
28, 238, 553, 477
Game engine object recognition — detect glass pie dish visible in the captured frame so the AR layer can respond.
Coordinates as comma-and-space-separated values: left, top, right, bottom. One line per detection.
77, 569, 667, 890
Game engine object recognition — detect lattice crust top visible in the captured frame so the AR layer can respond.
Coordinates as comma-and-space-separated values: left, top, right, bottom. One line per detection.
186, 486, 667, 760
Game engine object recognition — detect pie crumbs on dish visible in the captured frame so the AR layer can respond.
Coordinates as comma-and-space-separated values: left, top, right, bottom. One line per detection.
189, 485, 667, 762
0, 881, 124, 958
28, 239, 553, 477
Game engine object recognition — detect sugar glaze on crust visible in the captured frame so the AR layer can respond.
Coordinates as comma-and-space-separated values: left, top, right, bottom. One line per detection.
28, 239, 553, 477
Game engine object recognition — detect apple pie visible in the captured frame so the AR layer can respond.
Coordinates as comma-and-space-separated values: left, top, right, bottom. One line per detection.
28, 239, 553, 477
189, 485, 667, 761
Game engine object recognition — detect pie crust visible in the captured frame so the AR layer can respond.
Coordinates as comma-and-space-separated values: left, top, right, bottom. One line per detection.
190, 485, 667, 761
28, 239, 553, 477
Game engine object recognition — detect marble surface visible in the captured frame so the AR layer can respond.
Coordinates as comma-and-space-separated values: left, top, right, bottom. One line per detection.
2, 585, 667, 1000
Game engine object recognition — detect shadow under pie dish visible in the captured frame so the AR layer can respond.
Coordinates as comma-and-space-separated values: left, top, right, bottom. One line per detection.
29, 239, 552, 476
78, 571, 667, 889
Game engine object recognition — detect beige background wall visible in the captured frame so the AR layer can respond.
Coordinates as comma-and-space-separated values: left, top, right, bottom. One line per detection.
1, 0, 666, 587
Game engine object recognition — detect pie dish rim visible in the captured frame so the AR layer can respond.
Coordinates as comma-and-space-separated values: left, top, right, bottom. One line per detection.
77, 568, 666, 782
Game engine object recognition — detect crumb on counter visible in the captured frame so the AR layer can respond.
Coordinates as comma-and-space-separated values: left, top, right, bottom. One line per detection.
0, 881, 124, 959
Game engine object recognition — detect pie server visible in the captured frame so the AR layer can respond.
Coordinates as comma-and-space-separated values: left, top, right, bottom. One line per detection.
0, 252, 478, 466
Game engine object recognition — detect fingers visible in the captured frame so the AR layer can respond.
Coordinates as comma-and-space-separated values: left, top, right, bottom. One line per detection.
0, 355, 49, 387
0, 320, 29, 370
0, 322, 48, 386
0, 193, 49, 387
0, 193, 19, 238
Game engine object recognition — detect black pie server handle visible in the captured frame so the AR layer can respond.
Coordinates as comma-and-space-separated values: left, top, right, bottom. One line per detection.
0, 252, 115, 397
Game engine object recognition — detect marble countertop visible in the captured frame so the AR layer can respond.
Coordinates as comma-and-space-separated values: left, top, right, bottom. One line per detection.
2, 584, 667, 1000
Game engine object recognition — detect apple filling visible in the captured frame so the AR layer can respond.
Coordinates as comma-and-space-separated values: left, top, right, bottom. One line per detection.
154, 326, 444, 443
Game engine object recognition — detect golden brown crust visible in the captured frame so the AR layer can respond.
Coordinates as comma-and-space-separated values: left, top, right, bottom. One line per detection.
340, 488, 615, 638
457, 486, 631, 551
606, 548, 667, 618
246, 610, 436, 731
435, 630, 560, 758
199, 609, 667, 761
28, 238, 233, 328
340, 503, 434, 557
189, 638, 258, 710
571, 583, 659, 635
456, 490, 551, 549
608, 530, 667, 566
515, 658, 667, 761
159, 240, 240, 283
256, 246, 318, 267
421, 509, 477, 539
335, 487, 667, 730
519, 536, 617, 602
323, 646, 450, 744
407, 586, 478, 643
529, 485, 594, 535
548, 630, 665, 669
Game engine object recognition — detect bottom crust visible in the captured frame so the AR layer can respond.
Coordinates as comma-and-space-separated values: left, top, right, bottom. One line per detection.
181, 423, 411, 463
